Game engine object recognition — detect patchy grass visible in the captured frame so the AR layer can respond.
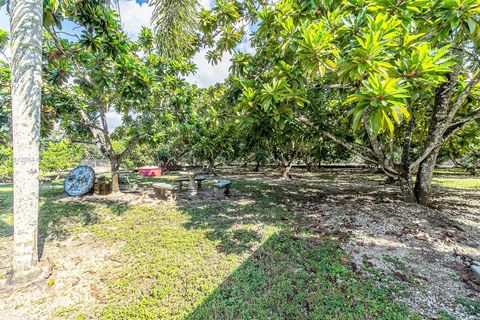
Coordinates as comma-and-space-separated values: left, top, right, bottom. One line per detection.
0, 184, 13, 237
434, 168, 471, 176
0, 183, 97, 238
50, 173, 418, 320
73, 201, 419, 320
85, 205, 270, 319
188, 233, 416, 320
456, 298, 480, 316
432, 177, 480, 190
7, 170, 479, 318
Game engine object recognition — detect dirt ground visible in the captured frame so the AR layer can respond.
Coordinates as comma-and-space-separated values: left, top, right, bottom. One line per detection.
283, 170, 480, 319
0, 168, 479, 319
0, 232, 120, 319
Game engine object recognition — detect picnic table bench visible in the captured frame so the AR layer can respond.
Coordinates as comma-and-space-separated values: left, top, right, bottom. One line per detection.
152, 182, 178, 201
213, 179, 231, 199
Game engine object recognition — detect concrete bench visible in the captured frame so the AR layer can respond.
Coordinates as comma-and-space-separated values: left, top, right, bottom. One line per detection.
175, 176, 206, 189
152, 182, 178, 201
213, 179, 231, 199
175, 177, 190, 189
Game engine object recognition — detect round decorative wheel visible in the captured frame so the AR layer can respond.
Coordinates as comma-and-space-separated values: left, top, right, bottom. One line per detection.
64, 166, 95, 197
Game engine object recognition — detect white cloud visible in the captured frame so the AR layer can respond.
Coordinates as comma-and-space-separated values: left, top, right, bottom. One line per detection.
118, 0, 154, 39
187, 49, 232, 88
199, 0, 212, 9
106, 111, 123, 130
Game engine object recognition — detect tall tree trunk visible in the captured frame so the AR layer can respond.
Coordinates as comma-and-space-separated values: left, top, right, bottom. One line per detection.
398, 168, 416, 203
208, 156, 216, 175
410, 68, 460, 204
414, 146, 441, 205
280, 164, 291, 179
110, 158, 121, 193
9, 0, 44, 284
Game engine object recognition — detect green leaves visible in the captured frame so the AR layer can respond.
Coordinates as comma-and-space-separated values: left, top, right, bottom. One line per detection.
434, 0, 480, 42
296, 22, 338, 78
394, 43, 453, 86
346, 76, 410, 135
0, 29, 8, 53
338, 13, 400, 81
151, 0, 200, 59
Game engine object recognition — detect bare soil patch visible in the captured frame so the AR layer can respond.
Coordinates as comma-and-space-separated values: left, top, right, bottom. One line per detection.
0, 232, 121, 320
229, 168, 480, 319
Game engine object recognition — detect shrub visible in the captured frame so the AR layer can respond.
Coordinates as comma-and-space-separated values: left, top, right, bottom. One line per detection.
0, 144, 13, 180
40, 139, 83, 173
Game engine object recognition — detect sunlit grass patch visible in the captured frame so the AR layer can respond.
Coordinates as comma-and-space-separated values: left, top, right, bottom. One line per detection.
433, 177, 480, 190
72, 197, 418, 320
85, 204, 278, 319
188, 233, 416, 320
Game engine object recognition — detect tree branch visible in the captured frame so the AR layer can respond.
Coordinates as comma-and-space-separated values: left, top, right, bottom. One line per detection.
118, 134, 146, 160
447, 72, 480, 122
444, 108, 480, 138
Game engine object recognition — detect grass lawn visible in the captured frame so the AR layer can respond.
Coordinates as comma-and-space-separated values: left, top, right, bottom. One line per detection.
432, 177, 480, 190
2, 169, 480, 319
78, 202, 414, 319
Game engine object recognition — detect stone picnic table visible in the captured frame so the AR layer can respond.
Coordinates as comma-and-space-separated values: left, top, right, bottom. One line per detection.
178, 170, 209, 190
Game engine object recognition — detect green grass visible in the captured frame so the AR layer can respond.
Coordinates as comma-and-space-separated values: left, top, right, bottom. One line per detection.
0, 184, 13, 236
432, 177, 480, 190
1, 173, 434, 319
437, 310, 457, 320
77, 202, 418, 320
0, 182, 96, 238
433, 168, 471, 176
188, 233, 415, 320
456, 298, 480, 316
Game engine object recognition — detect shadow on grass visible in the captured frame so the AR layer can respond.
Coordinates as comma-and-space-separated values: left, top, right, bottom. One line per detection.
0, 185, 100, 238
176, 192, 295, 255
185, 232, 412, 320
38, 200, 98, 239
37, 200, 98, 258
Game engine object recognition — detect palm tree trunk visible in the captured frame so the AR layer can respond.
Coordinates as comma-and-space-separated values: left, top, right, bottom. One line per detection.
9, 0, 44, 284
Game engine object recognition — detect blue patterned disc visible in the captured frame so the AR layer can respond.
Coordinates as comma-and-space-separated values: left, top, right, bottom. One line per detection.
64, 166, 95, 196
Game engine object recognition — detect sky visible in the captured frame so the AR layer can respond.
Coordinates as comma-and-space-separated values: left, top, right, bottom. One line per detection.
0, 0, 242, 87
0, 0, 253, 128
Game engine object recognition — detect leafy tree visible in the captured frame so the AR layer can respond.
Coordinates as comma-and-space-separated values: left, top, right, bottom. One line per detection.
187, 85, 239, 174
43, 18, 196, 190
40, 139, 84, 173
203, 0, 480, 203
151, 0, 200, 59
0, 144, 13, 180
